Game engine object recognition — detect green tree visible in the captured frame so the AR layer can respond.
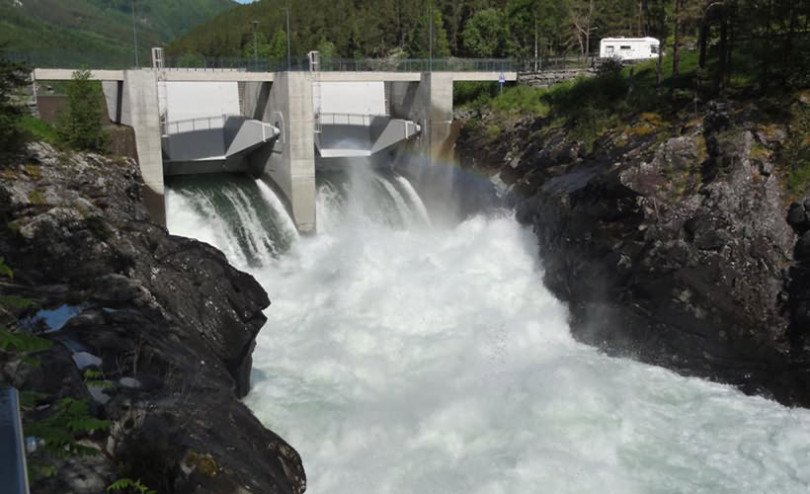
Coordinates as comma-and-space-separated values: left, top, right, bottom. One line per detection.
463, 8, 512, 57
317, 38, 338, 59
406, 1, 451, 58
57, 69, 107, 152
268, 29, 288, 62
0, 51, 29, 164
507, 0, 570, 59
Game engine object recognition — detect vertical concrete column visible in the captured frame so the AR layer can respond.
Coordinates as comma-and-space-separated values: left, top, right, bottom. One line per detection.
387, 73, 454, 163
248, 73, 316, 234
106, 71, 165, 225
420, 72, 454, 160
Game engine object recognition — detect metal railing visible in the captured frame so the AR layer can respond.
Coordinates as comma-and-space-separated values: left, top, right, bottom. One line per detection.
0, 387, 30, 494
10, 50, 597, 74
316, 113, 387, 126
157, 57, 520, 73
161, 114, 229, 136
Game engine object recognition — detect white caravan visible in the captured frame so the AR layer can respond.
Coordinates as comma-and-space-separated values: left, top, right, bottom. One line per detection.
599, 37, 660, 61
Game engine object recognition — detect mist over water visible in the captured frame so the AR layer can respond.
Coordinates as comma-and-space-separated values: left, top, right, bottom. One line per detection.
166, 165, 810, 494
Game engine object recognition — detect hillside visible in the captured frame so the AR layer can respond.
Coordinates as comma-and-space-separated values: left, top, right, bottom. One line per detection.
0, 0, 236, 67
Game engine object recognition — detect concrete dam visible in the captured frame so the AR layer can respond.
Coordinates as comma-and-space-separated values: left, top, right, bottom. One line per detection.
33, 58, 516, 233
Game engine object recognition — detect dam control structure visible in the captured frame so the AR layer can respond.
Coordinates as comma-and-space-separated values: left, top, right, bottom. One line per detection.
33, 51, 517, 233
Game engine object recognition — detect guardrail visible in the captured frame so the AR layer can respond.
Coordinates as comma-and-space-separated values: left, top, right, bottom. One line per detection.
10, 50, 596, 73
0, 387, 30, 494
162, 114, 230, 136
316, 113, 387, 126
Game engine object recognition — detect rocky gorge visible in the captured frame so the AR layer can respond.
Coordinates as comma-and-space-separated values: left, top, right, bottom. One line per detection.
0, 143, 305, 493
457, 91, 810, 407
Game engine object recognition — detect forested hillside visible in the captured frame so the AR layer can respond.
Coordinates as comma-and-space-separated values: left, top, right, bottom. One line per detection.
0, 0, 236, 67
169, 0, 808, 76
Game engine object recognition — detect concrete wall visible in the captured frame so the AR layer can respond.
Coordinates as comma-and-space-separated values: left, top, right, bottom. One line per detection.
388, 73, 454, 161
245, 73, 316, 234
317, 82, 386, 114
103, 71, 165, 225
164, 82, 240, 123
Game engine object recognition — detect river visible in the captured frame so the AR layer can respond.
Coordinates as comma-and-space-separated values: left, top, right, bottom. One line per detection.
166, 163, 810, 494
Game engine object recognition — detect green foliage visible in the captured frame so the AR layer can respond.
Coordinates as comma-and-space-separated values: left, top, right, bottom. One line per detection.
0, 256, 13, 280
20, 115, 59, 145
267, 29, 289, 62
107, 478, 156, 494
406, 2, 451, 58
462, 8, 512, 58
317, 38, 337, 59
0, 50, 29, 165
0, 0, 234, 67
25, 397, 110, 458
0, 328, 52, 353
454, 81, 499, 107
56, 69, 107, 152
83, 369, 114, 389
785, 103, 810, 195
491, 85, 551, 117
0, 295, 38, 310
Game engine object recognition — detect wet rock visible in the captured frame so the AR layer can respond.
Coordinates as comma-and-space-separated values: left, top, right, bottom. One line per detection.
796, 232, 810, 260
0, 143, 304, 494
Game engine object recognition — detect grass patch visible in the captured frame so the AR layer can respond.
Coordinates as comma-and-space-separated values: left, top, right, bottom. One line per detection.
20, 115, 59, 145
490, 85, 551, 117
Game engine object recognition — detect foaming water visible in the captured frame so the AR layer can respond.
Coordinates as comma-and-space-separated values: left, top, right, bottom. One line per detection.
167, 170, 810, 494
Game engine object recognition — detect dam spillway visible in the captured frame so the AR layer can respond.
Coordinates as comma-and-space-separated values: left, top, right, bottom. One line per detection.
166, 162, 810, 493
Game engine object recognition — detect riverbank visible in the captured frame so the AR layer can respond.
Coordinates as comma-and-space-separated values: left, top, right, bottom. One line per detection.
0, 142, 305, 493
457, 78, 810, 406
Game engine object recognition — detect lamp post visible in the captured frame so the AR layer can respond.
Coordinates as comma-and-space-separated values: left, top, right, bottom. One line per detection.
428, 1, 433, 72
252, 20, 259, 68
282, 7, 291, 70
131, 0, 139, 67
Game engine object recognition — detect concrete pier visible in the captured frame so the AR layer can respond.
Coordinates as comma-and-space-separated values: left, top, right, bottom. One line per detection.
243, 73, 316, 234
103, 71, 165, 224
388, 73, 454, 161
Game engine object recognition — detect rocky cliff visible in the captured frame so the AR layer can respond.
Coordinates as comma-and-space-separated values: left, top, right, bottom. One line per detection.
0, 143, 305, 493
458, 94, 810, 407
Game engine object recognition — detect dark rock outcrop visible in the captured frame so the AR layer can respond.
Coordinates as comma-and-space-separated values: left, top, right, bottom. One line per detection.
0, 143, 305, 493
458, 97, 810, 406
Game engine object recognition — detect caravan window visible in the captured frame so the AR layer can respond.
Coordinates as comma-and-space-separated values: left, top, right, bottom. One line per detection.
651, 45, 659, 54
606, 46, 615, 55
620, 45, 631, 50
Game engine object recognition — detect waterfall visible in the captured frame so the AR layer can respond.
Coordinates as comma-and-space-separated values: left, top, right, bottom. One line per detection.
165, 174, 297, 268
166, 168, 810, 494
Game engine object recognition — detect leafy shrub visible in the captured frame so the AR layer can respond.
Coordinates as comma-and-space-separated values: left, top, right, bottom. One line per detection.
56, 69, 107, 152
107, 478, 156, 494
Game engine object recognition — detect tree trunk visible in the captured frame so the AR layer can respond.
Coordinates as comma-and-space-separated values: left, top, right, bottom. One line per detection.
534, 17, 539, 71
717, 9, 728, 90
698, 20, 708, 69
671, 0, 682, 98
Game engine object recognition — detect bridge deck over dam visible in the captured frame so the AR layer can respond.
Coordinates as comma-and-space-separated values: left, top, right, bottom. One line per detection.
33, 68, 518, 83
32, 62, 528, 232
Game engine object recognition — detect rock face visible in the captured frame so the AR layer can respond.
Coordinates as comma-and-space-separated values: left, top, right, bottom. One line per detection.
458, 99, 810, 406
0, 143, 305, 493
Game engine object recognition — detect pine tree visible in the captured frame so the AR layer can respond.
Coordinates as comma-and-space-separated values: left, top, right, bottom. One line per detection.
0, 50, 29, 164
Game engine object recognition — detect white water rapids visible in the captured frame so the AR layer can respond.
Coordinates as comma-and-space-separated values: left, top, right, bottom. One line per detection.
166, 167, 810, 494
